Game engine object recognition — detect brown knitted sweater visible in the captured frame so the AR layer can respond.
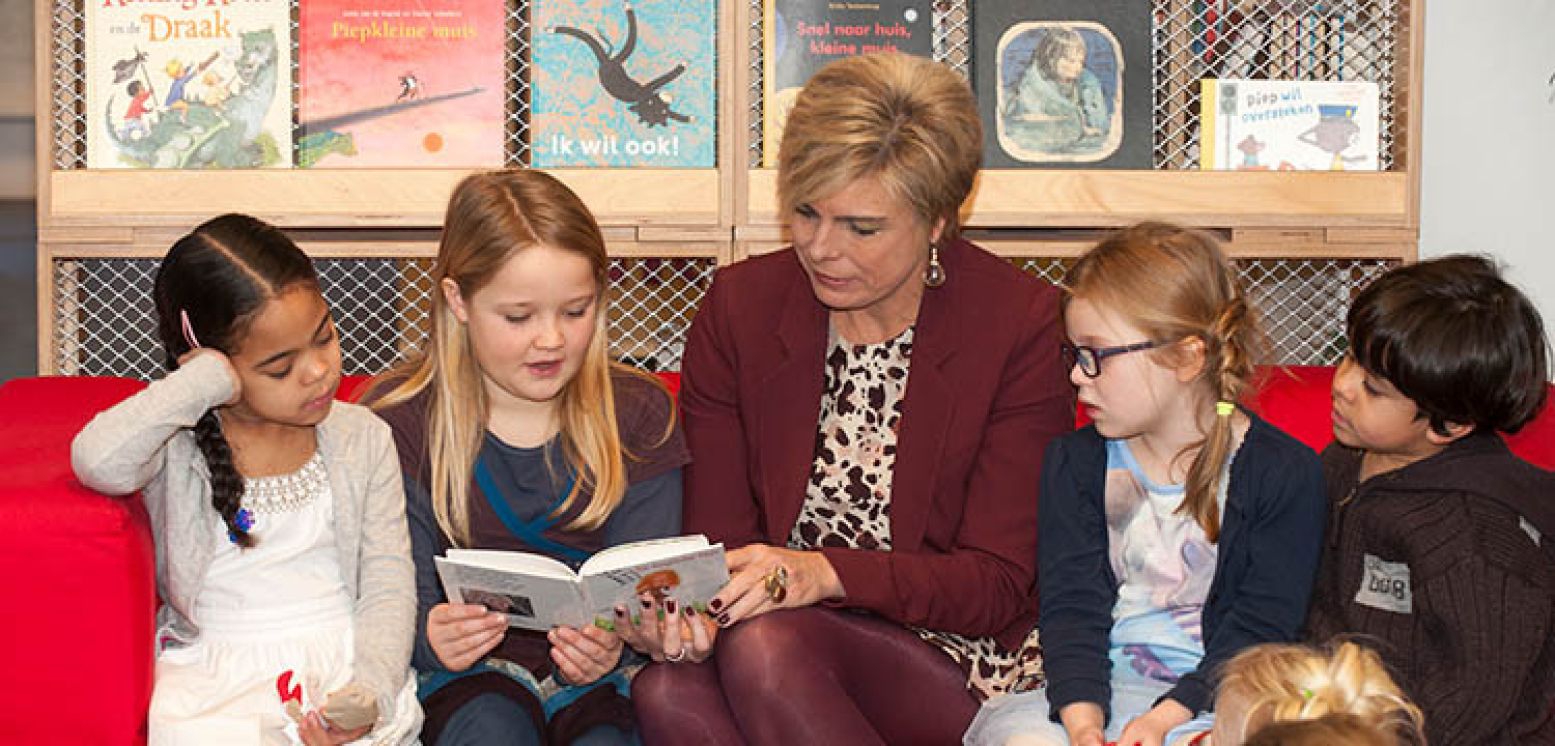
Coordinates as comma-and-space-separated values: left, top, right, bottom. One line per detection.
1305, 433, 1555, 744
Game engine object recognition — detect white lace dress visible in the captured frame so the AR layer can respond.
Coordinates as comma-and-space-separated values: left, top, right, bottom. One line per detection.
148, 453, 421, 746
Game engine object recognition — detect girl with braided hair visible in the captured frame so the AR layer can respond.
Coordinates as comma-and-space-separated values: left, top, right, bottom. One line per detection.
966, 223, 1327, 746
72, 213, 421, 745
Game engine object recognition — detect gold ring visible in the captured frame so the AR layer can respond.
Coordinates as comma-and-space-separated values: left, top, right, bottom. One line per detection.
763, 565, 789, 604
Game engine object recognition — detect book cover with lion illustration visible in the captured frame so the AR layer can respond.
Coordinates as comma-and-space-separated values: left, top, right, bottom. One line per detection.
85, 0, 292, 169
298, 0, 506, 168
530, 0, 715, 167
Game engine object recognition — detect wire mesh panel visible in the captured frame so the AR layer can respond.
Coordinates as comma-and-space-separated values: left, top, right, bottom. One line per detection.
743, 0, 1400, 170
1010, 255, 1396, 366
1238, 257, 1395, 365
608, 258, 717, 371
1153, 0, 1401, 169
50, 1, 87, 169
506, 1, 532, 166
52, 257, 714, 379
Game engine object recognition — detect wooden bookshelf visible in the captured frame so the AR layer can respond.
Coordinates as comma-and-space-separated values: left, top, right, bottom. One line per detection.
34, 0, 1424, 373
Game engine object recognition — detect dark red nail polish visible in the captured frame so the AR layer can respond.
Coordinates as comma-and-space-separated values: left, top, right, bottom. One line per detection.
709, 598, 723, 611
683, 604, 695, 617
614, 606, 626, 617
716, 613, 730, 626
640, 597, 652, 609
666, 598, 678, 614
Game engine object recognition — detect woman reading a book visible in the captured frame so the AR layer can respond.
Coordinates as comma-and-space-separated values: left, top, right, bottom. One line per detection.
627, 52, 1074, 744
366, 169, 690, 746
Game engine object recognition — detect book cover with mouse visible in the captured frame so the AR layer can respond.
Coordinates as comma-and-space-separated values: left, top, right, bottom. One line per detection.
530, 0, 716, 167
761, 0, 932, 168
298, 0, 506, 168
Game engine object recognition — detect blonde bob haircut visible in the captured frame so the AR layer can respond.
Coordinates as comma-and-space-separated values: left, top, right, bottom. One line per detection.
368, 169, 669, 546
776, 52, 982, 242
1065, 222, 1268, 542
1220, 641, 1426, 746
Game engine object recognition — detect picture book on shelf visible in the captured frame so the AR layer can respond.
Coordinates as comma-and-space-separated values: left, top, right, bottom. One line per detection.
85, 0, 292, 169
761, 0, 933, 167
1199, 78, 1379, 171
434, 534, 729, 632
298, 0, 506, 169
530, 0, 716, 167
973, 0, 1153, 169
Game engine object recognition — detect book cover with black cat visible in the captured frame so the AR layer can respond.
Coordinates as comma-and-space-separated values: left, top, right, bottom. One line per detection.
531, 0, 716, 168
973, 0, 1153, 169
298, 0, 506, 168
762, 0, 932, 168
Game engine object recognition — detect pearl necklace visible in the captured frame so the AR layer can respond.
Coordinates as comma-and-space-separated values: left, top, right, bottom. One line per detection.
242, 452, 327, 514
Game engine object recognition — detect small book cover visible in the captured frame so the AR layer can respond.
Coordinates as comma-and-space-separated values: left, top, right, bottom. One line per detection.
1199, 79, 1380, 171
973, 0, 1153, 169
85, 0, 292, 169
530, 0, 716, 168
434, 535, 729, 632
298, 0, 507, 168
761, 0, 933, 167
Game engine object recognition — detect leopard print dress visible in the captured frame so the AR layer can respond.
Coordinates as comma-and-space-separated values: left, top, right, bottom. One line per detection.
787, 327, 1045, 702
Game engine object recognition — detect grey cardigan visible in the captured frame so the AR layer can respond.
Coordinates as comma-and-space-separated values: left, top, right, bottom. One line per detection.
71, 353, 416, 726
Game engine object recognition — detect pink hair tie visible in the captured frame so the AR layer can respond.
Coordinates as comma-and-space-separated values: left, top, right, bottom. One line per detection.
179, 309, 202, 349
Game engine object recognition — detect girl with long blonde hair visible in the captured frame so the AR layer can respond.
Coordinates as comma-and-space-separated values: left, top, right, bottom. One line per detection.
367, 170, 688, 745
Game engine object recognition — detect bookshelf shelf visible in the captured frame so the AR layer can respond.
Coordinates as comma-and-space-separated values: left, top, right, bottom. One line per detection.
44, 169, 724, 229
743, 168, 1413, 229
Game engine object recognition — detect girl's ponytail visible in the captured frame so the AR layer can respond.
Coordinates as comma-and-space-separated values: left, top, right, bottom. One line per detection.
1184, 293, 1263, 541
193, 410, 251, 547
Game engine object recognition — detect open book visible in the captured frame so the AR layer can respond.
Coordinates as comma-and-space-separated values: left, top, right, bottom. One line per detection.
434, 535, 729, 632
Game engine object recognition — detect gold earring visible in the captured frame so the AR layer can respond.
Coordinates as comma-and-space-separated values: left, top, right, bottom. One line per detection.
923, 242, 946, 288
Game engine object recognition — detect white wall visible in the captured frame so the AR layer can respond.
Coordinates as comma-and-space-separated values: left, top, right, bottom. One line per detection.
1419, 0, 1555, 337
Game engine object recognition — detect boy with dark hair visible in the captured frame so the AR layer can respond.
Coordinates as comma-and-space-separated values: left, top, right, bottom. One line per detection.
1305, 254, 1555, 744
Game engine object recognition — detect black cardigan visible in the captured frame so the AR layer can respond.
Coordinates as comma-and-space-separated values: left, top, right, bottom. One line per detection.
1037, 413, 1327, 721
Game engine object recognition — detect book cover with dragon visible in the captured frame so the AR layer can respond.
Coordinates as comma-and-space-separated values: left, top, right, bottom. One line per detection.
530, 0, 715, 168
85, 0, 292, 169
298, 0, 506, 168
761, 0, 932, 168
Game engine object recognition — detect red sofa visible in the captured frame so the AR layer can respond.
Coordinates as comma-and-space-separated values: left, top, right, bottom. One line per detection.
1, 368, 1550, 745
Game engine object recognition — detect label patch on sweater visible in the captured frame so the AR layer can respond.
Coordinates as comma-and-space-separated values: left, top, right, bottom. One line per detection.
1355, 554, 1412, 614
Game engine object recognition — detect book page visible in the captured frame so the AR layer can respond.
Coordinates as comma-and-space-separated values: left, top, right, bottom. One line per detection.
434, 556, 589, 631
579, 534, 710, 576
446, 548, 578, 580
579, 542, 729, 630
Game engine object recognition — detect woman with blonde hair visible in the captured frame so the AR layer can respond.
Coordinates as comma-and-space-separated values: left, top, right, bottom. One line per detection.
366, 169, 690, 745
1193, 641, 1426, 745
627, 52, 1073, 744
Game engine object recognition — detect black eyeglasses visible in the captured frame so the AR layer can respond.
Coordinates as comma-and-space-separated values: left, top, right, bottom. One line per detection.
1062, 340, 1161, 378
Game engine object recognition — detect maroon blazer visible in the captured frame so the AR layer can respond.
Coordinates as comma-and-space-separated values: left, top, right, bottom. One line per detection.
680, 238, 1074, 649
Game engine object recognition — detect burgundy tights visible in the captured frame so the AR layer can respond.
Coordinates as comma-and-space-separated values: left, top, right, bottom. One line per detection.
633, 606, 979, 745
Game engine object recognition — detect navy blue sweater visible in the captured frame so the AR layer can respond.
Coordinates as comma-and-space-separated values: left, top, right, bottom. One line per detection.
1038, 413, 1326, 721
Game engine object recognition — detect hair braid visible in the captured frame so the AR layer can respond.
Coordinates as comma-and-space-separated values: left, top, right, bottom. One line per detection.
192, 409, 251, 548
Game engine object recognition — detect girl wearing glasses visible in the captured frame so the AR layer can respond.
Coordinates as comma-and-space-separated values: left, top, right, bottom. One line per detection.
965, 223, 1327, 746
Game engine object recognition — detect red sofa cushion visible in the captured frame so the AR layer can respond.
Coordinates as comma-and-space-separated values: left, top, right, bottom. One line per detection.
0, 376, 157, 746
